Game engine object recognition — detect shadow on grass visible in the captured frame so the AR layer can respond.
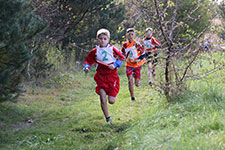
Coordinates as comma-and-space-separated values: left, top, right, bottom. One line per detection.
101, 121, 132, 150
69, 120, 132, 149
112, 121, 131, 133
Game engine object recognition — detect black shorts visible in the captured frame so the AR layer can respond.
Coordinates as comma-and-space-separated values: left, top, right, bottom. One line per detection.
146, 51, 158, 64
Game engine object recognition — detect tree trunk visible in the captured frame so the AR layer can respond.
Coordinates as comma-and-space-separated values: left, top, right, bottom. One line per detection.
165, 51, 171, 100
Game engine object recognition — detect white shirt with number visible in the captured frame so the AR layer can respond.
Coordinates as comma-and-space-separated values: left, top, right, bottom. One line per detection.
143, 40, 155, 50
96, 45, 116, 65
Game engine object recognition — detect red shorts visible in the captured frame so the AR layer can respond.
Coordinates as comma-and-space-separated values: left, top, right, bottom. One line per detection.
126, 66, 141, 79
94, 72, 120, 97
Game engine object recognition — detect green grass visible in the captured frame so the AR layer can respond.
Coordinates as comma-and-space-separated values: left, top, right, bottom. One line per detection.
0, 69, 153, 150
122, 82, 225, 149
0, 52, 225, 150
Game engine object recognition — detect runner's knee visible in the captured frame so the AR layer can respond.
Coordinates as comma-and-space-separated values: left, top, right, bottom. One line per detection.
148, 67, 153, 72
128, 76, 133, 83
109, 100, 115, 104
108, 96, 116, 104
135, 79, 140, 87
99, 89, 107, 103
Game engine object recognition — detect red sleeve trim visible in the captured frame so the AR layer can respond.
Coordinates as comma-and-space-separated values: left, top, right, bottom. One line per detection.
152, 37, 162, 47
113, 46, 125, 60
84, 48, 97, 66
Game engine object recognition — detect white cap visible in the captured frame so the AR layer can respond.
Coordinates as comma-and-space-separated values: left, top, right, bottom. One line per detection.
146, 27, 153, 32
126, 28, 135, 33
97, 28, 110, 38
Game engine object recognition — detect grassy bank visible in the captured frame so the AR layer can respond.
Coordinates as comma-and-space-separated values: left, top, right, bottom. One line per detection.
121, 80, 225, 149
0, 52, 224, 150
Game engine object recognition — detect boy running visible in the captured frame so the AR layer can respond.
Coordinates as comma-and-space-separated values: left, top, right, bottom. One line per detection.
142, 27, 162, 86
83, 29, 125, 125
121, 28, 144, 101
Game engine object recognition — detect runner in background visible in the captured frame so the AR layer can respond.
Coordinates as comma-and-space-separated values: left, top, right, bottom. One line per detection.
121, 28, 144, 101
142, 27, 162, 86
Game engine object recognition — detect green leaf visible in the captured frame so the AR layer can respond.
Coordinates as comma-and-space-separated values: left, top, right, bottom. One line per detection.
159, 3, 164, 7
168, 1, 175, 7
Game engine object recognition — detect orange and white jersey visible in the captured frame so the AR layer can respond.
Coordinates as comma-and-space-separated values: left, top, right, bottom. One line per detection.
121, 41, 144, 68
142, 37, 161, 51
125, 44, 139, 60
96, 45, 116, 65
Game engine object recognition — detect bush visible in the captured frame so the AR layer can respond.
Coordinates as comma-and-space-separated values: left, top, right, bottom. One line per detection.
47, 73, 74, 88
0, 0, 45, 102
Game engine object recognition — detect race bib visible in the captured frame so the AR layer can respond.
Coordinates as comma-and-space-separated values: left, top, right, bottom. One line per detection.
144, 40, 155, 49
125, 46, 138, 59
96, 46, 116, 64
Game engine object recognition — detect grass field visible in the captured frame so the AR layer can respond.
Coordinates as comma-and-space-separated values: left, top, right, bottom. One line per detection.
0, 52, 224, 150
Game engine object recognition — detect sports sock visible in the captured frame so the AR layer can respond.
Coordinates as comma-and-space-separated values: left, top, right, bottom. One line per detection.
106, 116, 111, 122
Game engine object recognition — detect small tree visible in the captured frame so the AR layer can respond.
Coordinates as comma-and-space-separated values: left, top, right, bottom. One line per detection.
132, 0, 219, 100
0, 0, 46, 102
